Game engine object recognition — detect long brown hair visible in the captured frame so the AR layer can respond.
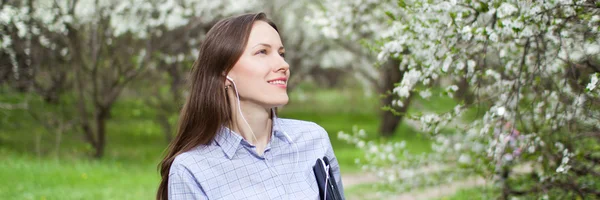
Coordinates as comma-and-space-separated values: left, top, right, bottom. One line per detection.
156, 13, 278, 200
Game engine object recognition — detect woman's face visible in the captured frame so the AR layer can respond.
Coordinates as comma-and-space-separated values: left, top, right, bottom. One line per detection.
226, 21, 290, 108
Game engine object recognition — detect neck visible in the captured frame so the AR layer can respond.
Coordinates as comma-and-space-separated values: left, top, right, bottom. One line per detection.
228, 96, 273, 155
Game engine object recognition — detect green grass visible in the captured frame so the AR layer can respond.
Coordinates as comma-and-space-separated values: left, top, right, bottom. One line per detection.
0, 91, 167, 200
343, 182, 391, 199
437, 186, 499, 200
0, 151, 159, 200
0, 83, 445, 199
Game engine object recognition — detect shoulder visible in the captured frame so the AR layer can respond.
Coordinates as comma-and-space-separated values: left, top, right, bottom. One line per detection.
169, 145, 219, 175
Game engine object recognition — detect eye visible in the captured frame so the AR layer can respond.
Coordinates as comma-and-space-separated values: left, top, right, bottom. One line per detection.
279, 52, 285, 58
256, 49, 267, 55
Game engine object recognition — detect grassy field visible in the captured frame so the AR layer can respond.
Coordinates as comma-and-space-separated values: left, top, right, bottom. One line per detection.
436, 187, 499, 200
0, 83, 447, 199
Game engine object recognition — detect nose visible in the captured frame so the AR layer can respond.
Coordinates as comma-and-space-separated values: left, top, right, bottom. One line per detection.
274, 56, 290, 74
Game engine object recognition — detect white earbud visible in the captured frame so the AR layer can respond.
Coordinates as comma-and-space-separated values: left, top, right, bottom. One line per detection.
282, 131, 293, 144
226, 75, 233, 82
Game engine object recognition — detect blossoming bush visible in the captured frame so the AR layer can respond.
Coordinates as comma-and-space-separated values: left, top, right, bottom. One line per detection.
311, 0, 600, 198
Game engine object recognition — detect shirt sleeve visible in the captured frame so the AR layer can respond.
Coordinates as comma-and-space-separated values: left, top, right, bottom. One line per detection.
319, 125, 346, 200
168, 163, 209, 200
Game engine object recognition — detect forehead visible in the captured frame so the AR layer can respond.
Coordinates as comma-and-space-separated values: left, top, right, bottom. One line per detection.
246, 21, 283, 48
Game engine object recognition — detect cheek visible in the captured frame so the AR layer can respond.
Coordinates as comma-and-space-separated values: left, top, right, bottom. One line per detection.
228, 72, 259, 94
234, 60, 270, 82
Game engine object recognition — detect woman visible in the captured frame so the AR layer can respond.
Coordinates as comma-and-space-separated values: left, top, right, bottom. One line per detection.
156, 13, 345, 200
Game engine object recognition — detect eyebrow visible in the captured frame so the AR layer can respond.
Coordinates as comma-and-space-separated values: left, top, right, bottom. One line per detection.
252, 43, 285, 51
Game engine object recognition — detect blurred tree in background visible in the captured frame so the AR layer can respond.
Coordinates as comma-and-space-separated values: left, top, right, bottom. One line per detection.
316, 0, 600, 199
0, 0, 374, 158
1, 0, 258, 158
308, 1, 413, 137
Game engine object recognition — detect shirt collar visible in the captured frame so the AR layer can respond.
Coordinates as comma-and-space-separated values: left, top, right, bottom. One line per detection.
214, 114, 292, 160
214, 126, 243, 159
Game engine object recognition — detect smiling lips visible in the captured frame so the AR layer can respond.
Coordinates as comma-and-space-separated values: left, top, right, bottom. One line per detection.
267, 77, 287, 88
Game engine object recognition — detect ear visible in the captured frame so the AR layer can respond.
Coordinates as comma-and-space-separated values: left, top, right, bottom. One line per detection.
223, 71, 234, 82
223, 73, 233, 86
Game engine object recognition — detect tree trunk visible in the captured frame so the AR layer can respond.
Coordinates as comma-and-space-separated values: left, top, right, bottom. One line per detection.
500, 167, 511, 200
378, 58, 410, 137
455, 76, 474, 105
93, 108, 108, 158
379, 96, 413, 137
379, 108, 401, 137
74, 60, 99, 156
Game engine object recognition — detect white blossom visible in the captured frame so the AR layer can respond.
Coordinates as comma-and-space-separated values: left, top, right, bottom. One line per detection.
585, 43, 600, 55
313, 0, 599, 195
441, 56, 452, 72
497, 3, 518, 18
587, 74, 598, 91
458, 154, 471, 164
419, 89, 432, 99
446, 85, 458, 92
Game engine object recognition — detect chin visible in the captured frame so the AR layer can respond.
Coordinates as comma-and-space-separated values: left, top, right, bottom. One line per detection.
266, 96, 289, 108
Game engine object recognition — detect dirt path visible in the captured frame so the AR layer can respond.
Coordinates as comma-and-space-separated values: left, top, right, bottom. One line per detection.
378, 177, 486, 200
342, 173, 487, 200
341, 163, 532, 199
340, 111, 496, 199
342, 173, 379, 187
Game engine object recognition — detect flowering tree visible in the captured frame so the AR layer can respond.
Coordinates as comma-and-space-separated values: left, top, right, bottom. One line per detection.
0, 0, 261, 157
308, 0, 421, 137
315, 0, 600, 198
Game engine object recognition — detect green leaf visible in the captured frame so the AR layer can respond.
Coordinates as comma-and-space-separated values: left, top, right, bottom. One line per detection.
398, 0, 406, 8
479, 2, 489, 12
385, 11, 396, 20
512, 27, 522, 34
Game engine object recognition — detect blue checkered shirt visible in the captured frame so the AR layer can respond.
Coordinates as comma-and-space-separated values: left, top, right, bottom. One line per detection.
168, 117, 345, 199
